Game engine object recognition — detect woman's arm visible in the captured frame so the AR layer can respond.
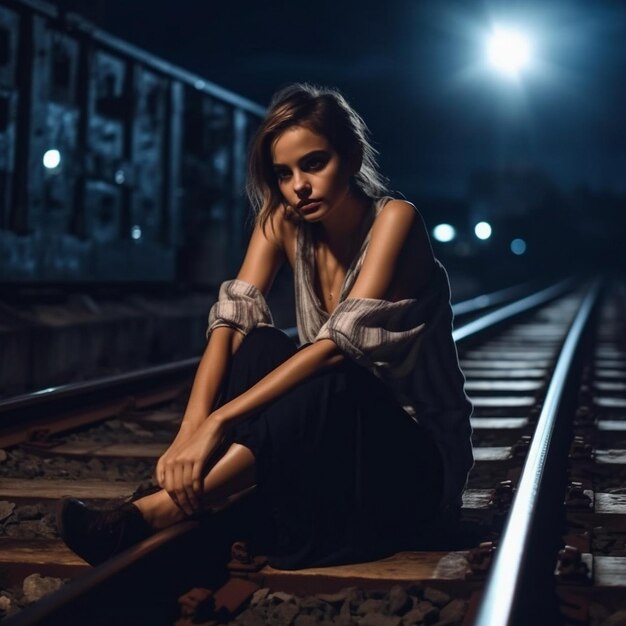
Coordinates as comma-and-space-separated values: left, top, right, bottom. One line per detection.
182, 211, 289, 429
211, 338, 344, 428
211, 199, 423, 430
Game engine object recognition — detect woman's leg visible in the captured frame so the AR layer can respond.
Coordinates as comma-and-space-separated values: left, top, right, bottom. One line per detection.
57, 327, 296, 566
136, 326, 298, 529
135, 442, 257, 529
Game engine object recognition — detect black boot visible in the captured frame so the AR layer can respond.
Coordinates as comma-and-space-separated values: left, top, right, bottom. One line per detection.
56, 497, 154, 566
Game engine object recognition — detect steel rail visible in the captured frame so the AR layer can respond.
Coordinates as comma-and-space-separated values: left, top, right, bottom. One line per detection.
0, 357, 199, 414
453, 277, 577, 343
1, 521, 199, 626
451, 278, 564, 317
473, 279, 602, 626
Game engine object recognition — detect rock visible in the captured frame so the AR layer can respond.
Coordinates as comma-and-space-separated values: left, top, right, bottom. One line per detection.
317, 589, 352, 606
250, 587, 270, 607
268, 601, 300, 626
334, 612, 355, 626
405, 583, 424, 599
294, 615, 318, 626
22, 574, 64, 604
0, 595, 11, 612
346, 587, 366, 609
300, 596, 333, 616
299, 596, 323, 611
309, 603, 334, 620
16, 504, 44, 521
359, 615, 402, 626
0, 501, 15, 523
20, 460, 42, 479
439, 599, 466, 624
340, 599, 352, 619
387, 586, 412, 615
603, 610, 626, 626
235, 607, 266, 626
423, 588, 450, 608
417, 601, 440, 624
355, 599, 387, 616
268, 591, 297, 604
8, 520, 46, 539
401, 602, 439, 626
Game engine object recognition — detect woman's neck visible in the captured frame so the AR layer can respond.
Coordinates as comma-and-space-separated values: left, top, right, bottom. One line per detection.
313, 192, 372, 253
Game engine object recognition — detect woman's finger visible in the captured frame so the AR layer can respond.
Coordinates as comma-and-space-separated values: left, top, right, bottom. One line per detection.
174, 462, 192, 516
164, 464, 180, 510
182, 463, 198, 512
156, 456, 166, 487
192, 463, 203, 503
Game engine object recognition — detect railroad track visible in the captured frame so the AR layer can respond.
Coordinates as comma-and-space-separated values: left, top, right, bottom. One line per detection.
2, 277, 624, 625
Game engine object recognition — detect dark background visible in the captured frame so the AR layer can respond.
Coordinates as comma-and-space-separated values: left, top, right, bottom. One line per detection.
47, 0, 626, 201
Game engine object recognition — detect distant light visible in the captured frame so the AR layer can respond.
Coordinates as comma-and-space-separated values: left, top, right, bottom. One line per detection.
114, 170, 126, 185
131, 225, 142, 240
474, 221, 492, 240
486, 27, 532, 77
433, 223, 456, 243
43, 149, 61, 169
510, 238, 527, 255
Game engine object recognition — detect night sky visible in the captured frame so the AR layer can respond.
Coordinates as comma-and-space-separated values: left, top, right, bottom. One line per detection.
49, 0, 626, 201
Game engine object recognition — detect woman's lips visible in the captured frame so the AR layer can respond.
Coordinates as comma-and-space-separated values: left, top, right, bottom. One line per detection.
299, 200, 322, 213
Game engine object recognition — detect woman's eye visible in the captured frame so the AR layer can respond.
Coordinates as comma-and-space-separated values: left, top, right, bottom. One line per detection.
275, 170, 291, 181
307, 158, 326, 170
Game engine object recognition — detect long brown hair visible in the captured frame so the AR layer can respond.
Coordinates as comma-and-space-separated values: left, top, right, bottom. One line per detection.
247, 83, 390, 233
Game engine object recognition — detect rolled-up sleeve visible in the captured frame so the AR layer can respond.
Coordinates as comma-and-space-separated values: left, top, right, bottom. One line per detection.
314, 297, 428, 374
206, 279, 274, 339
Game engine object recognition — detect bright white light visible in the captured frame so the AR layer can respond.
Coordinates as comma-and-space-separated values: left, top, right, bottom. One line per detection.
131, 225, 142, 240
487, 27, 532, 77
433, 223, 456, 243
510, 238, 527, 255
43, 149, 61, 169
475, 221, 492, 240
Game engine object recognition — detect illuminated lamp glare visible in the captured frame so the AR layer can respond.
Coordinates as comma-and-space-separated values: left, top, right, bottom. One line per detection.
511, 238, 527, 255
487, 27, 532, 77
433, 223, 456, 243
131, 225, 142, 240
43, 149, 61, 169
474, 221, 492, 240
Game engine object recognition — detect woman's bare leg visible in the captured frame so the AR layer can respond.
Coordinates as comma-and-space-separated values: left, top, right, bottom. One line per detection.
134, 443, 257, 529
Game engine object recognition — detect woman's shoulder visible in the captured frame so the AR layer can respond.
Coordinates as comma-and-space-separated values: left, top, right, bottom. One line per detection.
377, 196, 421, 218
376, 196, 423, 229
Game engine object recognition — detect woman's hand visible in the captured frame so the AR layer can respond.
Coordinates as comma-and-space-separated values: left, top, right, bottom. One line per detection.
160, 418, 227, 516
155, 422, 198, 490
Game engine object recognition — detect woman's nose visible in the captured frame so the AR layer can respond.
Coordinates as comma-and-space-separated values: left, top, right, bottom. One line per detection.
293, 172, 310, 196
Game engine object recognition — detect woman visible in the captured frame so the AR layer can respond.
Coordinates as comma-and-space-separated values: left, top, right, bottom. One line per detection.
58, 83, 473, 569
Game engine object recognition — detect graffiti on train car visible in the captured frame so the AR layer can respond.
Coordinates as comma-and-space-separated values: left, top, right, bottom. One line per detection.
0, 0, 264, 285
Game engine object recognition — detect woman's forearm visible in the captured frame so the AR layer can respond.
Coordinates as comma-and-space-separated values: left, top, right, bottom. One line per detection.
180, 326, 243, 431
211, 338, 345, 429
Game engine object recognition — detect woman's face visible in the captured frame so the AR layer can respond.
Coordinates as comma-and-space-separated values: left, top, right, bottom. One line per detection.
271, 125, 353, 222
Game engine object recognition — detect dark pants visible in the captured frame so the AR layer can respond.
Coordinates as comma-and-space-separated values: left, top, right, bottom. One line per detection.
216, 326, 444, 569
